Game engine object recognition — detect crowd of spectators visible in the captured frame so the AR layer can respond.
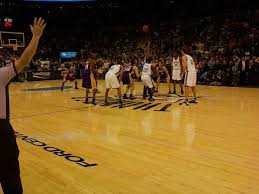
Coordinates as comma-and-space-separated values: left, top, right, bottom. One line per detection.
1, 8, 259, 86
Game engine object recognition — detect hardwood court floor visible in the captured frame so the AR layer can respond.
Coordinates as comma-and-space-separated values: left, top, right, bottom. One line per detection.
2, 80, 259, 194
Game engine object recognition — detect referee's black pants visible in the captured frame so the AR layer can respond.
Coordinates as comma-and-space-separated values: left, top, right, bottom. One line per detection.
0, 119, 23, 194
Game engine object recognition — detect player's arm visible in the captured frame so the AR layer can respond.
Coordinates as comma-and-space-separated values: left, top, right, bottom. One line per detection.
151, 64, 157, 77
15, 18, 46, 73
180, 56, 187, 78
90, 61, 95, 76
133, 66, 140, 78
90, 62, 96, 79
118, 66, 124, 82
156, 66, 160, 79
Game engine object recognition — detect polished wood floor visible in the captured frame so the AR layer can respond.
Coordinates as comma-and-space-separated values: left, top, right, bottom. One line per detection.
2, 80, 259, 194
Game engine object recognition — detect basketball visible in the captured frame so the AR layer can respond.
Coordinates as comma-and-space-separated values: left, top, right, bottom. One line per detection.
143, 25, 149, 33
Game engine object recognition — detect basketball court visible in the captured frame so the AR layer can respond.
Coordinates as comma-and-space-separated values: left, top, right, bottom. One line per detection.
1, 80, 259, 194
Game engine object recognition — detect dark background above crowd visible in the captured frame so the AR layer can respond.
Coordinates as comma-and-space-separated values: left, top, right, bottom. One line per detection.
0, 0, 259, 87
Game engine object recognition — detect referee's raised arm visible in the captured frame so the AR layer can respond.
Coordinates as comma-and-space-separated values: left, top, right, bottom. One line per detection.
16, 17, 46, 73
0, 17, 46, 194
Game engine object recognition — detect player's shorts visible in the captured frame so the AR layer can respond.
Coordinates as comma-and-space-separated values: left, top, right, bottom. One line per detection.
65, 74, 76, 82
141, 74, 155, 88
122, 72, 131, 85
82, 76, 97, 89
105, 72, 120, 89
0, 119, 23, 194
159, 72, 167, 80
172, 69, 181, 81
152, 75, 158, 82
184, 71, 197, 87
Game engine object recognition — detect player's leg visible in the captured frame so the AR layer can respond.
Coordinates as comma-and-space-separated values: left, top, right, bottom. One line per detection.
141, 75, 150, 100
61, 74, 67, 91
147, 86, 155, 101
152, 75, 158, 93
127, 76, 135, 99
191, 86, 197, 98
180, 73, 189, 105
122, 73, 130, 99
189, 86, 198, 103
74, 80, 79, 89
156, 76, 160, 94
96, 81, 101, 93
141, 75, 146, 99
179, 86, 189, 105
61, 77, 66, 91
90, 77, 97, 105
172, 71, 177, 94
91, 88, 97, 105
61, 80, 66, 91
82, 76, 88, 103
104, 89, 110, 105
116, 87, 125, 108
84, 89, 90, 103
173, 81, 176, 94
143, 85, 148, 99
167, 77, 171, 94
188, 72, 197, 103
185, 86, 189, 101
147, 76, 155, 101
111, 75, 124, 107
180, 80, 184, 95
123, 85, 130, 99
104, 73, 111, 105
129, 81, 135, 100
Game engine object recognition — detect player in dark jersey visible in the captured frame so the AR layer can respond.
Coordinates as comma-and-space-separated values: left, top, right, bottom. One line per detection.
61, 66, 79, 91
82, 58, 99, 105
156, 58, 171, 94
122, 60, 140, 100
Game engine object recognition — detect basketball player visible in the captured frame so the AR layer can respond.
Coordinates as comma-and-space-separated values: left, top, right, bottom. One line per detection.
179, 49, 198, 105
0, 17, 46, 194
61, 66, 79, 91
82, 58, 98, 105
150, 59, 159, 93
104, 58, 125, 108
156, 58, 171, 94
141, 56, 156, 101
171, 51, 184, 94
122, 60, 140, 100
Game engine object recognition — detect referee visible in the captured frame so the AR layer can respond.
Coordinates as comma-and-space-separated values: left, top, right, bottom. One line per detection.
0, 18, 46, 194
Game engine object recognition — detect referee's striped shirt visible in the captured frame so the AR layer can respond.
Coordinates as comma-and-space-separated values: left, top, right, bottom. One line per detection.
0, 61, 17, 120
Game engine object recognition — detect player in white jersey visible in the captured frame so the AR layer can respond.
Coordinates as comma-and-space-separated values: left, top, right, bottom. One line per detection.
141, 57, 156, 101
171, 51, 183, 94
179, 49, 198, 105
104, 58, 125, 108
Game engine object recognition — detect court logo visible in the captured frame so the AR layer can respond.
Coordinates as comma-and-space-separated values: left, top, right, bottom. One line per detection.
71, 94, 198, 112
15, 131, 97, 168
